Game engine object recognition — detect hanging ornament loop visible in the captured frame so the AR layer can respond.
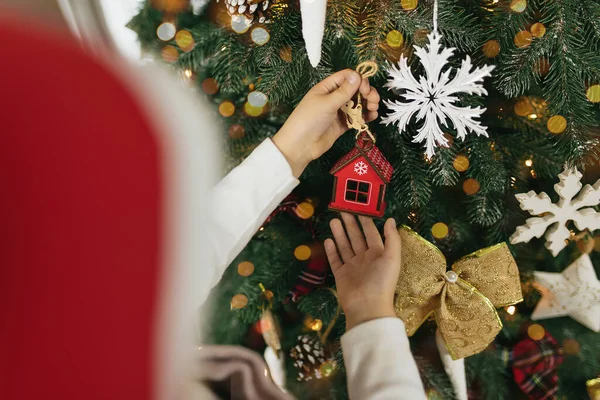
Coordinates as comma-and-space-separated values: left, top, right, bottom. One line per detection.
340, 61, 378, 143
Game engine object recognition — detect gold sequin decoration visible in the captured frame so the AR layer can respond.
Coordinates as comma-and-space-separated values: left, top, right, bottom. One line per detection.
395, 226, 523, 359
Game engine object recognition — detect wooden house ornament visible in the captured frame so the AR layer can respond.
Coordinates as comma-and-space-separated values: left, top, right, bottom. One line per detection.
329, 134, 393, 218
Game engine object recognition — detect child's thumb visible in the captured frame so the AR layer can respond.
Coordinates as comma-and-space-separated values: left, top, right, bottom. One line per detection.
324, 70, 361, 110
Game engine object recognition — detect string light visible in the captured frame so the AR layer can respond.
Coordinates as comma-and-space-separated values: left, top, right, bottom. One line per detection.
528, 113, 538, 119
184, 69, 193, 78
506, 305, 516, 315
525, 159, 533, 167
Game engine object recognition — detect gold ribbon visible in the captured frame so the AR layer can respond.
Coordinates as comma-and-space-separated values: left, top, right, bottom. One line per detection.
395, 226, 523, 360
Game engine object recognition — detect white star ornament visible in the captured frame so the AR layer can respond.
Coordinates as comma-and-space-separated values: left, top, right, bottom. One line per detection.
532, 254, 600, 332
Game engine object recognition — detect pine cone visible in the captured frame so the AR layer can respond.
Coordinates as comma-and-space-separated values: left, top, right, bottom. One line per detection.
222, 0, 270, 22
289, 335, 336, 381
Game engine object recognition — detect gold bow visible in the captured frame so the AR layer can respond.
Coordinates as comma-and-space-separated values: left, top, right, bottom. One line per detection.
395, 226, 523, 359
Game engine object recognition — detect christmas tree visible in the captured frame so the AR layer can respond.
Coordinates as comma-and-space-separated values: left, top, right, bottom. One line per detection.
129, 0, 600, 399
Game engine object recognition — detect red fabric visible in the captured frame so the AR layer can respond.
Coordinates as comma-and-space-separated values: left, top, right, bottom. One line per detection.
511, 331, 564, 400
0, 19, 162, 400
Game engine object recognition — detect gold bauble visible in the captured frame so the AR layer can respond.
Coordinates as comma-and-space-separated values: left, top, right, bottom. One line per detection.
175, 29, 194, 52
152, 0, 188, 13
401, 0, 418, 10
453, 155, 470, 172
244, 102, 264, 117
228, 124, 246, 139
386, 30, 404, 48
219, 101, 236, 117
530, 22, 546, 38
547, 115, 567, 134
201, 78, 219, 95
294, 245, 311, 260
510, 0, 527, 13
514, 98, 533, 116
431, 222, 449, 239
586, 84, 600, 103
161, 45, 179, 63
296, 202, 315, 219
463, 178, 481, 195
231, 293, 248, 309
237, 261, 255, 277
482, 40, 500, 58
514, 30, 532, 48
527, 323, 545, 341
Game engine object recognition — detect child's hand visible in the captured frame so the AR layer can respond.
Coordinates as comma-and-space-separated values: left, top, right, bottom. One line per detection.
324, 213, 401, 331
272, 69, 380, 178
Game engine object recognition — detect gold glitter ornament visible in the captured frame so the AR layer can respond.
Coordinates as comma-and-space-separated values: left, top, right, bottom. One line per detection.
527, 324, 545, 341
260, 308, 282, 354
482, 40, 500, 58
431, 222, 449, 239
587, 84, 600, 103
514, 30, 532, 48
231, 293, 248, 309
395, 227, 523, 359
401, 0, 418, 11
294, 245, 311, 260
510, 0, 527, 13
386, 30, 404, 48
237, 261, 255, 276
587, 377, 600, 400
547, 115, 567, 134
453, 155, 470, 172
219, 101, 236, 117
530, 22, 546, 38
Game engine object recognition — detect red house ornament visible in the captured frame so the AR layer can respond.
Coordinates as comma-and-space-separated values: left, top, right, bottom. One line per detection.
329, 133, 393, 218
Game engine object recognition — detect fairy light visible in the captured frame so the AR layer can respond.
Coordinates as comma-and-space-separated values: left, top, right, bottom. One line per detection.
184, 69, 192, 78
525, 159, 533, 167
528, 113, 538, 119
506, 305, 516, 315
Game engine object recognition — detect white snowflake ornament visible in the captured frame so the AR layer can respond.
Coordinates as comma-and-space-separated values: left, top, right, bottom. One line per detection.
510, 166, 600, 256
532, 254, 600, 332
382, 31, 495, 158
354, 161, 368, 175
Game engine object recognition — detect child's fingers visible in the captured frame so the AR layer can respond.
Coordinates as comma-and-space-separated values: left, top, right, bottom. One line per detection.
359, 78, 371, 100
365, 111, 378, 122
383, 218, 401, 262
341, 212, 368, 254
330, 218, 355, 263
358, 216, 384, 250
324, 238, 343, 272
365, 88, 380, 111
317, 69, 361, 110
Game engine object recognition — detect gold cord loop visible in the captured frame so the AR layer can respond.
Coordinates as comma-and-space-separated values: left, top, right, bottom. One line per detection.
340, 61, 379, 143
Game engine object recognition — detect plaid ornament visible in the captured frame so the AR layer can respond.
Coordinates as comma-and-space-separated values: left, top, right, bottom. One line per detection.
510, 331, 564, 400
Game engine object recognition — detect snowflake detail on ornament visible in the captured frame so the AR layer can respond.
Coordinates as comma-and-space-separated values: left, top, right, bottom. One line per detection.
510, 166, 600, 256
381, 31, 495, 158
354, 161, 368, 175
